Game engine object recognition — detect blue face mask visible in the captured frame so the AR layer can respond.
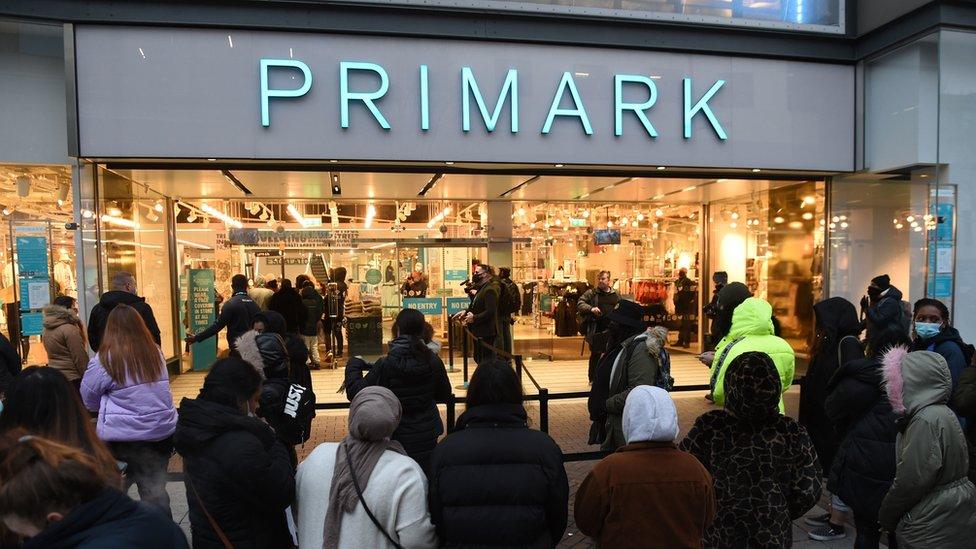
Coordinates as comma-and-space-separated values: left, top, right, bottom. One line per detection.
915, 322, 942, 340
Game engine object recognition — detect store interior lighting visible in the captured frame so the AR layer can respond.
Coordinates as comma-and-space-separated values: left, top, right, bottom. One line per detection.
426, 206, 451, 229
331, 173, 342, 195
287, 203, 308, 226
200, 202, 244, 228
101, 214, 138, 228
364, 204, 376, 228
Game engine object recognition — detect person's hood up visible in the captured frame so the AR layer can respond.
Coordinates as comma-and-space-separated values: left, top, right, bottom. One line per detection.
97, 290, 146, 311
814, 297, 861, 340
42, 304, 81, 330
727, 298, 776, 339
644, 326, 667, 356
716, 282, 752, 312
173, 397, 275, 455
622, 385, 679, 443
879, 285, 904, 303
883, 347, 951, 416
725, 351, 782, 421
300, 285, 320, 299
254, 310, 287, 337
235, 329, 289, 379
384, 336, 434, 377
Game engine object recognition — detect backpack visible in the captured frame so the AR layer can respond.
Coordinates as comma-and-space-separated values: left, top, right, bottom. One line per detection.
259, 378, 316, 446
620, 334, 674, 392
499, 278, 521, 317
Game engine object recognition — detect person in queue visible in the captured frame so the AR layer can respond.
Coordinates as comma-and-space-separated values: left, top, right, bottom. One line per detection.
459, 263, 500, 365
705, 297, 795, 412
268, 278, 307, 337
496, 267, 521, 354
577, 270, 620, 383
952, 359, 976, 483
879, 348, 976, 547
674, 268, 696, 348
703, 271, 728, 350
575, 385, 715, 548
428, 359, 568, 547
174, 357, 295, 549
910, 298, 970, 390
41, 295, 89, 391
247, 276, 274, 311
323, 266, 349, 359
252, 309, 313, 390
680, 352, 822, 549
80, 304, 177, 518
294, 386, 437, 548
0, 434, 188, 548
185, 274, 260, 356
860, 274, 909, 353
88, 271, 161, 352
797, 297, 863, 540
299, 278, 325, 370
699, 281, 751, 401
0, 366, 120, 483
344, 308, 451, 472
814, 330, 907, 546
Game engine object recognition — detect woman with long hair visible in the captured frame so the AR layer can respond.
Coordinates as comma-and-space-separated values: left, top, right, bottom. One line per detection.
344, 308, 451, 471
80, 304, 176, 518
41, 295, 89, 390
0, 366, 119, 484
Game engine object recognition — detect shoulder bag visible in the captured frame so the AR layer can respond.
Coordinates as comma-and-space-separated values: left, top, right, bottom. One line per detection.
344, 448, 404, 549
188, 475, 234, 549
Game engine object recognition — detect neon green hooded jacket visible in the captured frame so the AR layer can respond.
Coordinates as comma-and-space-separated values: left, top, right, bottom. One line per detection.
710, 297, 795, 413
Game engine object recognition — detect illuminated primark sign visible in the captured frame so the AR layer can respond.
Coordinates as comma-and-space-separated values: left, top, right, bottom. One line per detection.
259, 60, 728, 140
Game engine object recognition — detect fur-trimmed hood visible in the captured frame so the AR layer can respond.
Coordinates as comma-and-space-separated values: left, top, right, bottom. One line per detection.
644, 326, 668, 356
235, 329, 290, 379
882, 346, 952, 416
42, 304, 82, 330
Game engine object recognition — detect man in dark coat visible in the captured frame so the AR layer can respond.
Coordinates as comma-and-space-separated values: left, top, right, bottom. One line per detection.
703, 271, 728, 350
674, 268, 697, 348
462, 263, 500, 364
860, 274, 908, 353
299, 280, 324, 369
577, 270, 620, 382
185, 274, 260, 355
88, 271, 161, 351
268, 278, 306, 335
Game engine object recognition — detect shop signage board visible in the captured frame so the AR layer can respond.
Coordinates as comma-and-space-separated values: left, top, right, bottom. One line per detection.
188, 269, 217, 371
74, 26, 854, 171
14, 228, 50, 336
927, 203, 955, 299
446, 297, 470, 316
403, 297, 443, 315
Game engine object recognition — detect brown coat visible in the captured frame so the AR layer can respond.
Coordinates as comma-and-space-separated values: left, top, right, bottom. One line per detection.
575, 441, 716, 548
41, 305, 89, 382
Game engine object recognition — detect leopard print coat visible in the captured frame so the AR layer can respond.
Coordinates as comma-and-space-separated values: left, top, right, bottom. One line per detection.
680, 351, 822, 548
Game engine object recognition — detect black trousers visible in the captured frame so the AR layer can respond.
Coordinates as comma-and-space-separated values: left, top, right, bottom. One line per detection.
853, 517, 898, 549
109, 437, 174, 518
474, 335, 496, 365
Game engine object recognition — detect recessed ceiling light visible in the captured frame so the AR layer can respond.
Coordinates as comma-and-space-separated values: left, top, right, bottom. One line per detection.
656, 166, 666, 170
445, 161, 455, 165
207, 158, 216, 162
751, 168, 761, 173
554, 164, 564, 168
329, 159, 338, 163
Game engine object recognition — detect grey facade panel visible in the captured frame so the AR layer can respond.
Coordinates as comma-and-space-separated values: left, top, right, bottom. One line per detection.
74, 25, 855, 172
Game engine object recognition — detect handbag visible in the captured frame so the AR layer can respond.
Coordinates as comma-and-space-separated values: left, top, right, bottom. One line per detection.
344, 448, 404, 549
188, 475, 234, 549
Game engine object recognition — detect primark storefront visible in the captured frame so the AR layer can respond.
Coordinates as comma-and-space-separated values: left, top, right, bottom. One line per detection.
0, 1, 973, 379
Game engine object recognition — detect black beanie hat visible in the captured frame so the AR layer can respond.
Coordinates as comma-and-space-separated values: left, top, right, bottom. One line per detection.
871, 274, 891, 289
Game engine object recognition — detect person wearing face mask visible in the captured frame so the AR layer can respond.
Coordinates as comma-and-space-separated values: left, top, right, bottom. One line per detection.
174, 357, 295, 549
910, 298, 971, 391
460, 264, 500, 365
860, 274, 911, 354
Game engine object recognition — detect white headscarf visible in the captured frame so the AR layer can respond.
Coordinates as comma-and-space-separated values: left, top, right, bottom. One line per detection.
622, 385, 679, 443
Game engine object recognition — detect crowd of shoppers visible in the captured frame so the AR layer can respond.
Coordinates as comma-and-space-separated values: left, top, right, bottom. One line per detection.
0, 265, 969, 548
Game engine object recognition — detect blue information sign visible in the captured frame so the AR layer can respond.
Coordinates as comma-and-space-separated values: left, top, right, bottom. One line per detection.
403, 297, 443, 315
15, 233, 51, 336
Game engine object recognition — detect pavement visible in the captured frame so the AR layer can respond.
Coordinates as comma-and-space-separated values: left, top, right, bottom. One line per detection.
150, 385, 862, 547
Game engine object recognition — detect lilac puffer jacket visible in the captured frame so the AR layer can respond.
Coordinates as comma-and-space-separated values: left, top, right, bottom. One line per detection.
81, 352, 177, 442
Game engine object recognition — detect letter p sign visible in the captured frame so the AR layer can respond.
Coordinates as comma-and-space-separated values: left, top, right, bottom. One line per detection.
261, 59, 312, 127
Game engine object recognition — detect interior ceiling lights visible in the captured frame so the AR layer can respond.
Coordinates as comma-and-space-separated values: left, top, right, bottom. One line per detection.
200, 203, 244, 229
331, 172, 342, 195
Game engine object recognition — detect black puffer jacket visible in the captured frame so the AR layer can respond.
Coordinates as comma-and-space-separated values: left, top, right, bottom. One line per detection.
825, 356, 898, 524
268, 286, 307, 335
254, 311, 311, 389
345, 336, 451, 470
173, 397, 295, 549
428, 403, 569, 548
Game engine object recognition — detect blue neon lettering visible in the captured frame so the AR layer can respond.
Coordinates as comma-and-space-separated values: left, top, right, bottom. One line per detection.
420, 65, 430, 131
340, 61, 391, 130
260, 59, 312, 127
461, 67, 519, 133
542, 72, 593, 135
614, 75, 658, 137
683, 78, 727, 140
